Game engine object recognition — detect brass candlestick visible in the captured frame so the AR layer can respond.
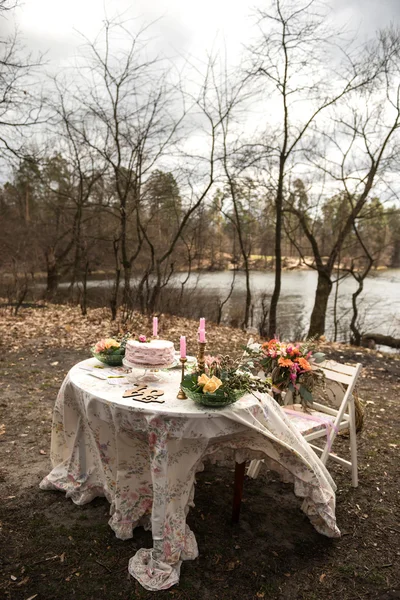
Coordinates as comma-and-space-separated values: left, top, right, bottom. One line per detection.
197, 341, 206, 373
177, 357, 188, 399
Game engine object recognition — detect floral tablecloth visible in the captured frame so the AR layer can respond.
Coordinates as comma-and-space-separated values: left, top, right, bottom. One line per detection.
40, 358, 340, 591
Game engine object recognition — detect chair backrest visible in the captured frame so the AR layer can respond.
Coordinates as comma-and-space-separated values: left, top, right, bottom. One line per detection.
315, 360, 359, 408
317, 359, 359, 382
311, 360, 362, 424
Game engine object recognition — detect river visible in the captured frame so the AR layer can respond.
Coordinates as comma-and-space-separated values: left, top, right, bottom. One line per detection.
168, 269, 400, 341
54, 268, 400, 343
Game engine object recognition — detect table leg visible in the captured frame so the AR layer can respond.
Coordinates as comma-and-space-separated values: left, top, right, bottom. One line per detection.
232, 461, 246, 524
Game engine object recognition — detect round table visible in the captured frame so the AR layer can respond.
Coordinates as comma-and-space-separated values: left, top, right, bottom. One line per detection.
40, 359, 340, 591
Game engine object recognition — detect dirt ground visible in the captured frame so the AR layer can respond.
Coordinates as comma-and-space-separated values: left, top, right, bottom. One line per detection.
0, 306, 399, 600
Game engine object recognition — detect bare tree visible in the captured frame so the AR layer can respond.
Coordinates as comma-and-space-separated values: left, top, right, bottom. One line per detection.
46, 83, 107, 300
246, 0, 389, 338
59, 19, 184, 316
0, 0, 44, 158
346, 228, 375, 345
216, 64, 253, 328
286, 29, 400, 336
139, 54, 239, 313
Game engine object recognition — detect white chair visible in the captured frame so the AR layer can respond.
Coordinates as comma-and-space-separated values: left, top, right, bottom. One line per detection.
247, 360, 362, 488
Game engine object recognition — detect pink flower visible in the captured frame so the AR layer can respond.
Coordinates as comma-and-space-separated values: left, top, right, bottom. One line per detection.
163, 541, 172, 558
94, 339, 106, 353
139, 335, 147, 343
164, 523, 172, 536
148, 432, 157, 447
140, 498, 153, 512
205, 355, 220, 368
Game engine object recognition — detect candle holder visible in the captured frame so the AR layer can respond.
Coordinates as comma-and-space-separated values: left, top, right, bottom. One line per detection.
177, 357, 188, 399
197, 341, 207, 373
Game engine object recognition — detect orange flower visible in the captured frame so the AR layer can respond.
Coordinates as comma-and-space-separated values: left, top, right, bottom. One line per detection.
268, 338, 279, 349
298, 357, 312, 371
278, 357, 294, 368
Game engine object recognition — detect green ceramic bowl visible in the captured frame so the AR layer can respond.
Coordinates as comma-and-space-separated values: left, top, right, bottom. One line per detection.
181, 387, 246, 408
91, 350, 124, 366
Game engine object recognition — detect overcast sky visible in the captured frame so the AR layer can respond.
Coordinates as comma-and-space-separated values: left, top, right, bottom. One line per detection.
11, 0, 400, 69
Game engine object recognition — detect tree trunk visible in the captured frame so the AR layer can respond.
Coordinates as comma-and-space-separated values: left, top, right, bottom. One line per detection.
243, 263, 251, 330
149, 264, 162, 314
349, 276, 363, 345
390, 240, 400, 268
110, 240, 120, 321
69, 204, 83, 298
137, 270, 150, 314
333, 255, 341, 342
268, 183, 283, 338
45, 248, 58, 299
80, 260, 89, 316
258, 293, 269, 338
216, 268, 236, 325
110, 270, 120, 321
25, 186, 30, 223
122, 264, 131, 307
361, 333, 400, 349
307, 270, 333, 338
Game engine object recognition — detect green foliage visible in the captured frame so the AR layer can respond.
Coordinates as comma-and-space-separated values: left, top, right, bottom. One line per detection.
181, 354, 271, 406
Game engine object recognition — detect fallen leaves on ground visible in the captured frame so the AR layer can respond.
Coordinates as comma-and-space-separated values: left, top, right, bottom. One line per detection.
0, 303, 246, 357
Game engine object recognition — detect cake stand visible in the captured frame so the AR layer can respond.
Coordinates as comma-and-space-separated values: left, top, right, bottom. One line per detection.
122, 357, 177, 383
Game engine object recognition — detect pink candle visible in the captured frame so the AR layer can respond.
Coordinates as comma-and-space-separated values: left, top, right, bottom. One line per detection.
199, 318, 205, 330
199, 328, 206, 343
152, 317, 158, 337
180, 335, 186, 358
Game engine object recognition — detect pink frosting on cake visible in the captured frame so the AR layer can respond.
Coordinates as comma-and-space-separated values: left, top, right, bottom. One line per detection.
125, 339, 175, 366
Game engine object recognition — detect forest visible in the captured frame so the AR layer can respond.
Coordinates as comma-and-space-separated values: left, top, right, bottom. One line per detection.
1, 0, 400, 343
1, 3, 400, 600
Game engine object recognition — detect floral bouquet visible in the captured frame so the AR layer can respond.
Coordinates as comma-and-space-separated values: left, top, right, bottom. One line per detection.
243, 338, 325, 409
91, 334, 129, 366
181, 354, 270, 408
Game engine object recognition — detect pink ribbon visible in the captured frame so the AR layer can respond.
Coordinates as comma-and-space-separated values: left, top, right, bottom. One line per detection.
283, 408, 339, 451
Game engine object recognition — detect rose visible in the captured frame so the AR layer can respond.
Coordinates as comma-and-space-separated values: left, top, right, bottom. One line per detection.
94, 340, 106, 353
198, 373, 209, 386
197, 373, 223, 393
204, 377, 222, 393
103, 338, 120, 349
138, 335, 147, 343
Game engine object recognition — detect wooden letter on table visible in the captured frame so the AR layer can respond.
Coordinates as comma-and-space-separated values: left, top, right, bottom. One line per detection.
123, 385, 165, 403
123, 385, 148, 397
